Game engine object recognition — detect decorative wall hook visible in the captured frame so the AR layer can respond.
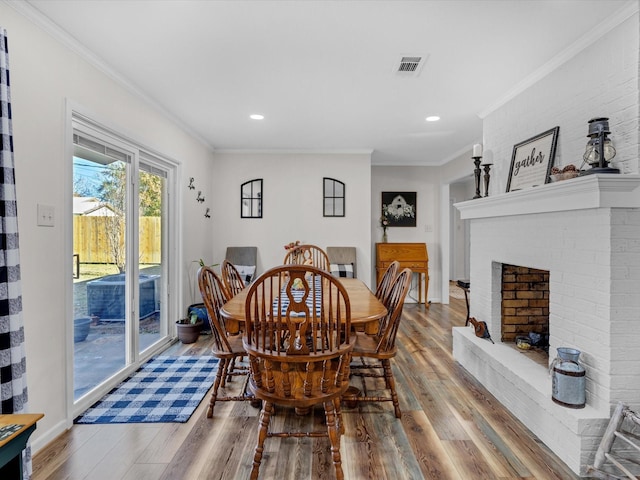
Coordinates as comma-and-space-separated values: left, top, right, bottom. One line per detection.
204, 208, 211, 218
188, 177, 195, 190
196, 191, 205, 203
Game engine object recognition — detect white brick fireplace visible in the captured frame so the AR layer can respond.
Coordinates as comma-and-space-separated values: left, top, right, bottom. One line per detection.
453, 174, 640, 476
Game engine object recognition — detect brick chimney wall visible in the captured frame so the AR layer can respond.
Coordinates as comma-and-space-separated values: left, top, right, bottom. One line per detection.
501, 264, 549, 342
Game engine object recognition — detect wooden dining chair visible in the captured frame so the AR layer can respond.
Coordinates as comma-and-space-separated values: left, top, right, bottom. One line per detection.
283, 244, 331, 271
375, 260, 400, 301
350, 267, 411, 418
198, 266, 252, 417
243, 265, 354, 480
221, 259, 246, 298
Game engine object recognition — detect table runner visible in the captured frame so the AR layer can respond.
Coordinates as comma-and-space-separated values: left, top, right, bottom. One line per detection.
272, 276, 322, 317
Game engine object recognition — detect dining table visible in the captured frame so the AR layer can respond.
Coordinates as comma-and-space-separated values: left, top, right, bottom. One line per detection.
220, 277, 387, 335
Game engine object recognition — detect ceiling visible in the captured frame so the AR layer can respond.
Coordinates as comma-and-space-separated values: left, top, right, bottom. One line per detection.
23, 0, 631, 166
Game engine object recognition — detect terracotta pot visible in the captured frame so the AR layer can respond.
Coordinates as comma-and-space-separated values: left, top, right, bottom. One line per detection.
176, 319, 203, 344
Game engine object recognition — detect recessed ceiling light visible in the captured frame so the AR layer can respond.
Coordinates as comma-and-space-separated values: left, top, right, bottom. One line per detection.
250, 114, 264, 120
425, 116, 440, 122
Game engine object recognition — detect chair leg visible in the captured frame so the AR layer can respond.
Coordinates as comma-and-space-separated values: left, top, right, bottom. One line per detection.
333, 397, 345, 435
208, 358, 227, 418
250, 401, 273, 480
324, 400, 345, 480
227, 356, 237, 383
220, 357, 231, 388
382, 359, 401, 419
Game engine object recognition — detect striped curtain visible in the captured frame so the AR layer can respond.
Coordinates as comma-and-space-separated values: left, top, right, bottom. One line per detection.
0, 27, 31, 478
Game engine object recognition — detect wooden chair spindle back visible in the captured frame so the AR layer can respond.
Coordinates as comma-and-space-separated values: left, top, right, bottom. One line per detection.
283, 244, 331, 272
198, 266, 232, 354
221, 259, 246, 298
375, 260, 400, 301
375, 268, 412, 353
243, 265, 353, 402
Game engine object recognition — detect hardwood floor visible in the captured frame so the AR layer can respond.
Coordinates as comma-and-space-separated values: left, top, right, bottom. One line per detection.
32, 294, 583, 480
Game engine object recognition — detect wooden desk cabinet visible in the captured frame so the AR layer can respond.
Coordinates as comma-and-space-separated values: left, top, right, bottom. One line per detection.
376, 243, 429, 305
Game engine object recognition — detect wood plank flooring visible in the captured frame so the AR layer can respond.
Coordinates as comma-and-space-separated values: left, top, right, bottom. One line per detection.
32, 293, 583, 480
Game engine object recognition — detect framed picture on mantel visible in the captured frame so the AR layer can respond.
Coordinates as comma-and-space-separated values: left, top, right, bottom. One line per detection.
506, 126, 559, 192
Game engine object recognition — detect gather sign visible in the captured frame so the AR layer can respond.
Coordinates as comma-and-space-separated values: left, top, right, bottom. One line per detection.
506, 127, 560, 192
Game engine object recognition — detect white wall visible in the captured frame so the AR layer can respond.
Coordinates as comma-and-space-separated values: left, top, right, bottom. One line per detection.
210, 151, 372, 286
483, 11, 640, 193
371, 165, 442, 303
440, 149, 479, 294
450, 178, 474, 280
2, 4, 215, 449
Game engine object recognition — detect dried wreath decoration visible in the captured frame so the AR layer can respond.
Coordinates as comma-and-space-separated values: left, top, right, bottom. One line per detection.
284, 240, 301, 251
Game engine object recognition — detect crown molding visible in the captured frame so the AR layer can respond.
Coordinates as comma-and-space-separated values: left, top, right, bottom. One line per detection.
4, 0, 213, 150
478, 0, 639, 119
213, 148, 374, 156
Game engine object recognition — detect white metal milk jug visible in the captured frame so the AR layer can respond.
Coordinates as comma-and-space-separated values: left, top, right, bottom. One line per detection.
551, 347, 585, 409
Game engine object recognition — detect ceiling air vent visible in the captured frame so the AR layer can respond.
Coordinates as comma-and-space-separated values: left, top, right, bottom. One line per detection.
398, 56, 421, 72
394, 55, 428, 76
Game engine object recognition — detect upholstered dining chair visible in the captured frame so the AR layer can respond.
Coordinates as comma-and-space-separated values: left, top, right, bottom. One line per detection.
327, 246, 357, 278
225, 246, 257, 270
198, 266, 252, 417
221, 259, 246, 298
243, 265, 355, 480
349, 267, 411, 418
225, 246, 257, 285
283, 244, 331, 272
375, 260, 400, 301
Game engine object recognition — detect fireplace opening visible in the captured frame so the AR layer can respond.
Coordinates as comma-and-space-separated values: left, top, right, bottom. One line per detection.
501, 264, 549, 358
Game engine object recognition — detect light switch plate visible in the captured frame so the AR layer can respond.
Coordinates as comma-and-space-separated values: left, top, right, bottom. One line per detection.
37, 204, 54, 227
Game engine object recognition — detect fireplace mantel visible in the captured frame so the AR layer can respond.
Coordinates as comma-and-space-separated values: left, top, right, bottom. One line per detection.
456, 174, 640, 220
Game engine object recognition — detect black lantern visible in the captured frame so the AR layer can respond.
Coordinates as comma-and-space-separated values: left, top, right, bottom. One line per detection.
582, 117, 619, 174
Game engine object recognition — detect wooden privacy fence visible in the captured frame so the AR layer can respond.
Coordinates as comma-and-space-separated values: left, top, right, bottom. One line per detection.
73, 216, 161, 264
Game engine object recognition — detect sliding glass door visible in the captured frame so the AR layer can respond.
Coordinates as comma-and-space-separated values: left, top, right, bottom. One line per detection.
138, 159, 168, 355
71, 116, 174, 405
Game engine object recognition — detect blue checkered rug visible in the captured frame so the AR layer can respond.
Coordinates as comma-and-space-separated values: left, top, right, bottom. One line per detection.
74, 355, 218, 424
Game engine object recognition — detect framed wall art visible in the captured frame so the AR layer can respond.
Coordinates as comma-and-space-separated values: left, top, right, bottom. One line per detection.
506, 126, 559, 192
381, 191, 416, 227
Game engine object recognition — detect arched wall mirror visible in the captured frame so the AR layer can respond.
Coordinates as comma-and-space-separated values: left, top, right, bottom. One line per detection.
323, 177, 345, 217
241, 178, 263, 218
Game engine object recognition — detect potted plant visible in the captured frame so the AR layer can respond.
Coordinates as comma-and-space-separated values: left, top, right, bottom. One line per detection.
187, 258, 218, 304
176, 311, 204, 344
179, 258, 218, 344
